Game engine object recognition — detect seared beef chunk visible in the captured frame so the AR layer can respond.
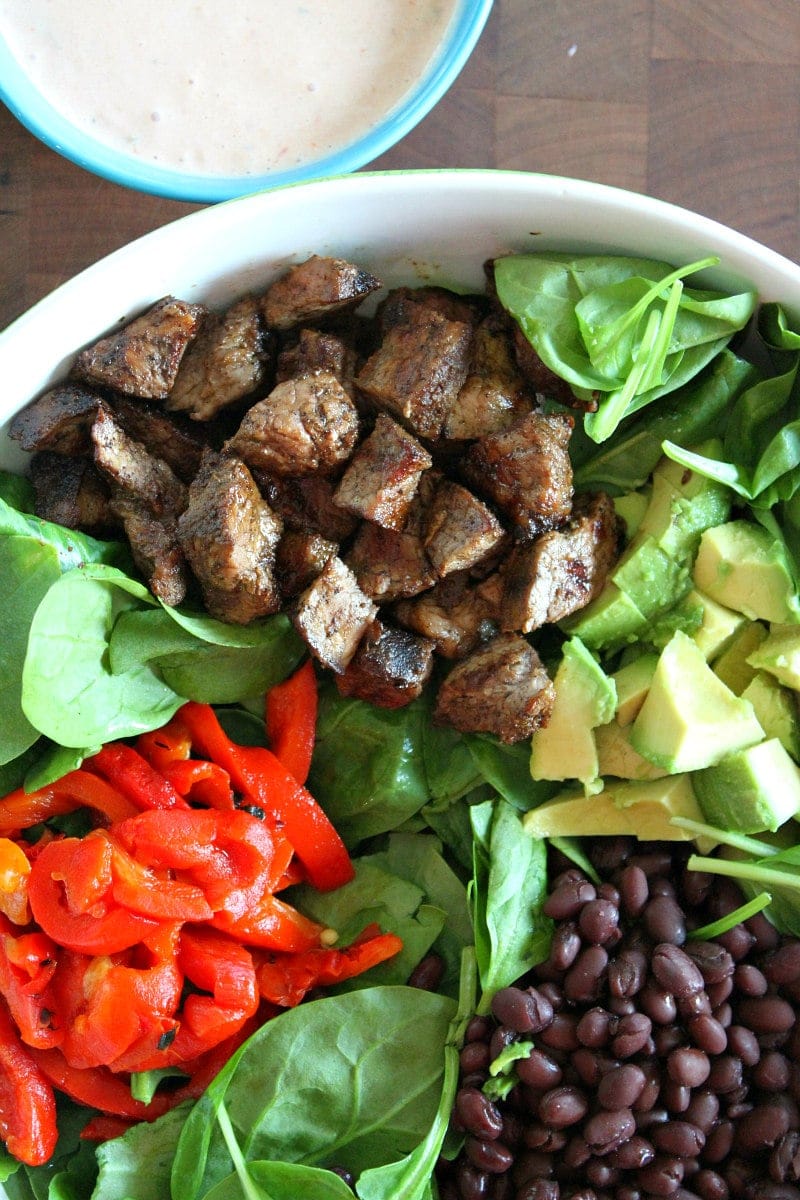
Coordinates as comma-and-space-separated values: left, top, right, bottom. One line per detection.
260, 255, 380, 331
111, 396, 207, 483
511, 322, 597, 411
423, 478, 506, 577
346, 519, 437, 603
226, 372, 359, 477
335, 619, 435, 708
91, 407, 187, 521
433, 632, 555, 743
292, 556, 377, 673
443, 313, 535, 440
166, 296, 273, 420
333, 413, 432, 529
110, 490, 189, 607
393, 569, 501, 659
8, 383, 101, 456
257, 472, 358, 543
355, 303, 473, 440
501, 490, 624, 632
376, 285, 485, 334
276, 327, 357, 393
276, 529, 337, 598
178, 450, 283, 624
29, 451, 116, 535
73, 297, 206, 400
463, 410, 574, 539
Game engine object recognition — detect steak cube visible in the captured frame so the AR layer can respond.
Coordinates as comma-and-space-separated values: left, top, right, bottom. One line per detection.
276, 529, 338, 599
9, 383, 101, 456
167, 296, 273, 420
261, 255, 380, 331
333, 413, 432, 530
423, 479, 506, 577
292, 556, 377, 673
335, 619, 435, 709
443, 314, 534, 440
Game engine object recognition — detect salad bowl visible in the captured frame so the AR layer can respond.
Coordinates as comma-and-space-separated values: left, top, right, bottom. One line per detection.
3, 170, 800, 1200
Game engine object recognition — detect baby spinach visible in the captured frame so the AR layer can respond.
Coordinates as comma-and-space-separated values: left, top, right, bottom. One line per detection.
92, 1104, 191, 1200
0, 472, 131, 573
494, 254, 756, 443
171, 986, 456, 1200
203, 1160, 354, 1200
469, 799, 552, 1011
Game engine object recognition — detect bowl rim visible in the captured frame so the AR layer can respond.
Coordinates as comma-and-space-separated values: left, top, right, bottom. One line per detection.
0, 0, 493, 203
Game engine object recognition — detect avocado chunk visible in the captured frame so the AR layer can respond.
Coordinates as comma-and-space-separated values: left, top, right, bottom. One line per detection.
614, 490, 650, 540
741, 671, 800, 761
646, 589, 705, 650
747, 624, 800, 691
595, 720, 670, 781
692, 738, 800, 833
712, 621, 769, 695
611, 534, 692, 619
693, 520, 800, 624
530, 637, 616, 788
630, 630, 764, 773
613, 654, 659, 726
522, 775, 704, 841
561, 582, 648, 653
689, 589, 748, 661
639, 467, 731, 562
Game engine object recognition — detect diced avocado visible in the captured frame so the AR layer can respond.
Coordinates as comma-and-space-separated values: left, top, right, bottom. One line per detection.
630, 630, 764, 773
693, 521, 800, 624
692, 738, 800, 833
611, 534, 691, 619
741, 672, 800, 760
653, 440, 726, 500
613, 654, 659, 726
614, 490, 650, 540
522, 774, 704, 842
712, 621, 768, 695
639, 471, 731, 562
595, 720, 669, 781
747, 624, 800, 692
561, 582, 648, 653
689, 589, 748, 661
646, 590, 705, 650
530, 637, 616, 788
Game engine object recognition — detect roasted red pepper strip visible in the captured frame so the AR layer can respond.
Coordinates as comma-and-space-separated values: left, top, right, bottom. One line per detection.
0, 1001, 58, 1166
87, 743, 189, 811
254, 925, 404, 1008
161, 759, 234, 809
180, 702, 354, 892
212, 890, 325, 952
27, 837, 162, 954
136, 717, 192, 773
0, 771, 138, 836
265, 660, 318, 785
79, 1114, 136, 1143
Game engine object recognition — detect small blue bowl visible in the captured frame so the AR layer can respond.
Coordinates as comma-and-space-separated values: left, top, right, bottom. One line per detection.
0, 1, 493, 204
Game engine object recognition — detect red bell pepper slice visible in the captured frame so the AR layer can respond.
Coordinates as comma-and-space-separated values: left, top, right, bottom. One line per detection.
0, 838, 31, 926
211, 890, 325, 953
108, 838, 214, 923
0, 771, 138, 836
179, 702, 354, 892
0, 1001, 58, 1166
161, 759, 234, 809
0, 923, 61, 1051
254, 925, 404, 1008
79, 1114, 136, 1143
87, 743, 189, 811
136, 717, 193, 773
27, 838, 162, 954
265, 659, 318, 785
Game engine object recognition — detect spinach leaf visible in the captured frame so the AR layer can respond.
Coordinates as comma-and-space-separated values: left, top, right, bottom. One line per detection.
465, 733, 558, 811
24, 743, 94, 791
470, 799, 553, 1011
92, 1103, 192, 1200
420, 790, 488, 874
21, 566, 184, 747
420, 719, 483, 806
494, 254, 756, 443
171, 987, 456, 1200
308, 683, 431, 845
0, 536, 62, 765
0, 476, 131, 573
203, 1161, 354, 1199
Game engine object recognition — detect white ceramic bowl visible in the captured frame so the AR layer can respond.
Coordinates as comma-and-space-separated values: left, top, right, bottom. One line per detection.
0, 3, 493, 203
2, 168, 800, 472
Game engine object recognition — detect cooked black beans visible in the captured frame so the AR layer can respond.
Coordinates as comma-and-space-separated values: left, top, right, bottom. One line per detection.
439, 840, 800, 1200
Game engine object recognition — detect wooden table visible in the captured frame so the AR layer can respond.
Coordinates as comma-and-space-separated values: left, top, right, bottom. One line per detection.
2, 0, 799, 332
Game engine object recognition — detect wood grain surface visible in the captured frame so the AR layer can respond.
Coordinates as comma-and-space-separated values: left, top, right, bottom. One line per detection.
2, 0, 799, 331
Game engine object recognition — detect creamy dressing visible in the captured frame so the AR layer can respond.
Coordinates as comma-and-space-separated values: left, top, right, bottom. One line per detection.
0, 0, 458, 177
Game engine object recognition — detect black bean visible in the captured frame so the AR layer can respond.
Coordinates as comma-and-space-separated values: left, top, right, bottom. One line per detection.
636, 1155, 685, 1196
754, 1051, 792, 1092
683, 1090, 719, 1134
726, 1024, 761, 1067
571, 1048, 616, 1087
652, 943, 705, 997
461, 1041, 491, 1074
653, 1025, 685, 1057
564, 946, 609, 1004
408, 953, 444, 990
734, 963, 768, 996
592, 836, 635, 872
586, 1160, 620, 1188
644, 896, 687, 945
576, 1007, 616, 1048
707, 977, 734, 1009
610, 1135, 656, 1170
538, 1086, 589, 1129
517, 1181, 561, 1200
684, 942, 735, 986
550, 923, 582, 971
465, 1016, 493, 1043
750, 1186, 800, 1200
597, 1063, 647, 1110
456, 1161, 491, 1199
456, 1088, 505, 1140
514, 1150, 555, 1182
539, 1012, 580, 1052
737, 1104, 791, 1153
524, 1123, 566, 1152
612, 1012, 652, 1059
578, 899, 620, 945
662, 1080, 692, 1114
609, 949, 648, 999
678, 992, 712, 1019
693, 1169, 729, 1200
771, 1131, 800, 1183
584, 1107, 636, 1155
764, 945, 800, 987
667, 1046, 711, 1088
703, 1120, 734, 1164
609, 997, 636, 1018
633, 1064, 662, 1113
652, 1121, 706, 1158
464, 1136, 514, 1174
563, 1136, 592, 1168
688, 1013, 728, 1055
544, 880, 597, 920
737, 996, 796, 1036
681, 868, 714, 908
713, 1001, 733, 1029
716, 924, 755, 962
640, 984, 679, 1026
619, 864, 650, 917
491, 986, 555, 1034
518, 1048, 564, 1090
745, 911, 780, 953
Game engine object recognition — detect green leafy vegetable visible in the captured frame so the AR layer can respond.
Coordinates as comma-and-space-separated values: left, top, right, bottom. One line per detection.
494, 253, 756, 442
91, 1104, 191, 1200
0, 472, 131, 573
